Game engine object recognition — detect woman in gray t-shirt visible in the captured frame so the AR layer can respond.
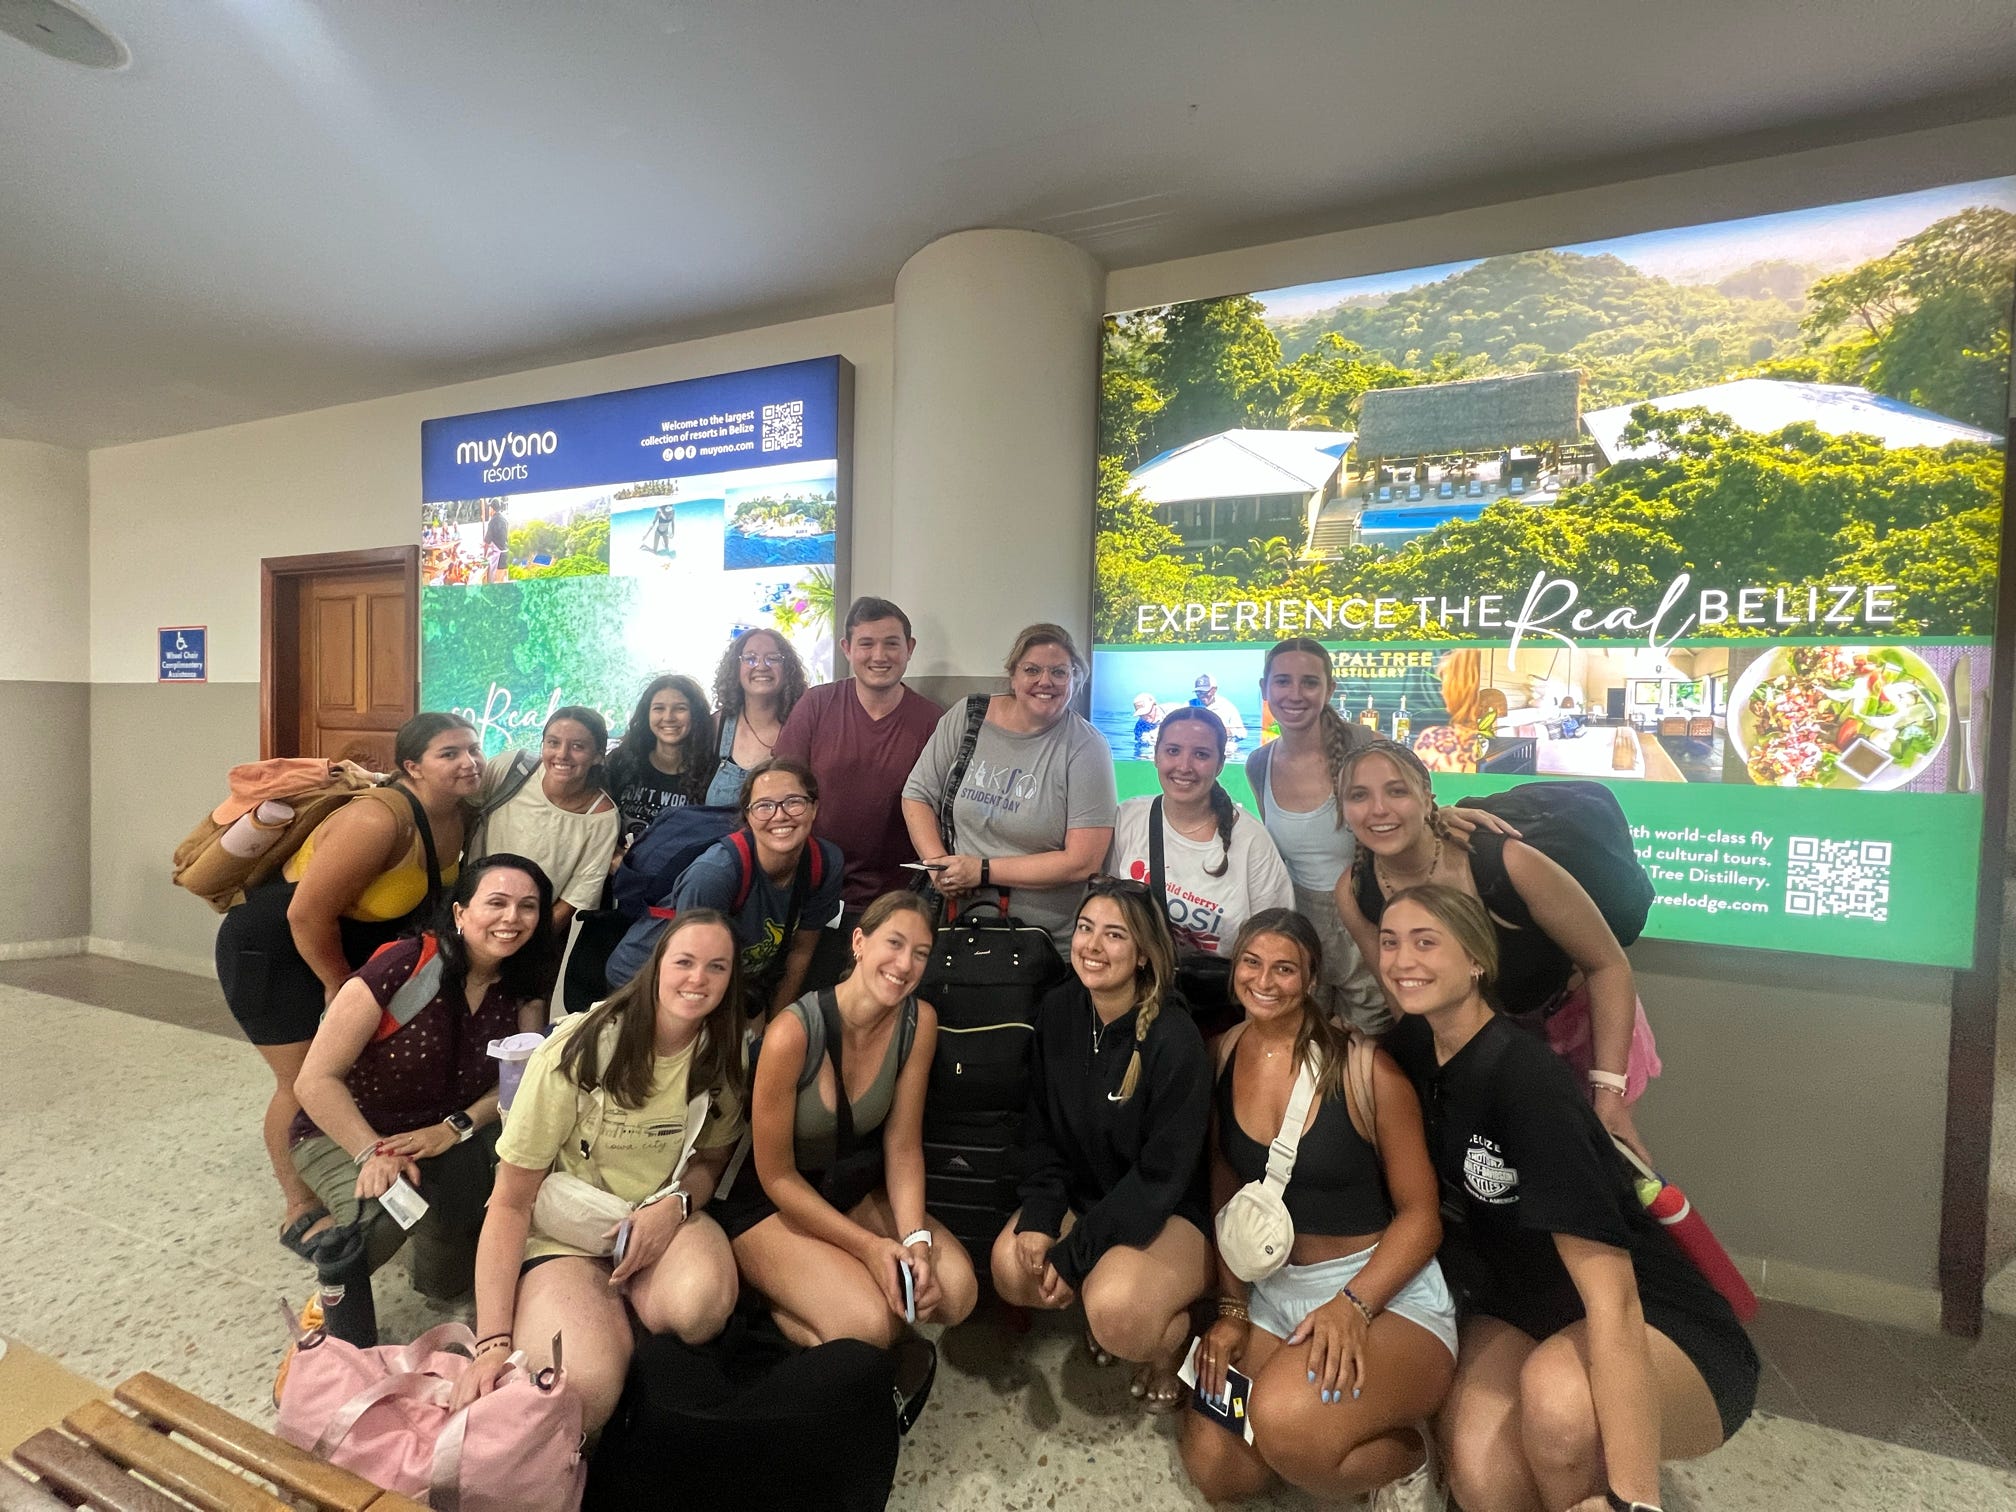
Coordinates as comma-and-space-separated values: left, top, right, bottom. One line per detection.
902, 624, 1117, 946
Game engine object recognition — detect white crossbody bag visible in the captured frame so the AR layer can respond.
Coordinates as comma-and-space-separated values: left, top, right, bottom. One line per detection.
531, 1083, 712, 1257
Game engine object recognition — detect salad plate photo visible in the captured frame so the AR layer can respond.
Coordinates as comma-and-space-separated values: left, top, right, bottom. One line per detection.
1727, 645, 1948, 790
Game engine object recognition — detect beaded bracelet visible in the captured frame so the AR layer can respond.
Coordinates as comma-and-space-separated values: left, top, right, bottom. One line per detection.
1341, 1286, 1376, 1324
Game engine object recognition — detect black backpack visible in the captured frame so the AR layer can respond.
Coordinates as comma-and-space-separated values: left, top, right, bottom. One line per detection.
917, 898, 1067, 1271
1453, 780, 1654, 945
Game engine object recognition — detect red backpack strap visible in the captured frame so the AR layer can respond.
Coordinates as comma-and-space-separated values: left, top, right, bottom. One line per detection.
727, 829, 759, 914
374, 935, 443, 1041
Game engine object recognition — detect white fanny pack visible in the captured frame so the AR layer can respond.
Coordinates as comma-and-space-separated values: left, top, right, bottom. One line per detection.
531, 1085, 712, 1256
1214, 1034, 1380, 1283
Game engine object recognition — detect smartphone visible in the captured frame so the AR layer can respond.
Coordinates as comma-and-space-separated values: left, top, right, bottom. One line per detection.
611, 1217, 633, 1266
1178, 1337, 1255, 1443
899, 1258, 916, 1323
899, 861, 948, 873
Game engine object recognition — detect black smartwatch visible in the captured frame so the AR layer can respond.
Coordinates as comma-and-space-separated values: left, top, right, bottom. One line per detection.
980, 857, 992, 887
443, 1111, 475, 1143
1607, 1492, 1661, 1512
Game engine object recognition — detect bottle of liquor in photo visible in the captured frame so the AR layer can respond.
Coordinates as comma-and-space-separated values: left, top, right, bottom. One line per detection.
1391, 697, 1412, 744
1358, 694, 1379, 729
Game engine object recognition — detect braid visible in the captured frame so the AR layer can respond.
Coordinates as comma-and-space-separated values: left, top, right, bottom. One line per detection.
1116, 995, 1159, 1104
1319, 705, 1369, 828
1204, 782, 1236, 879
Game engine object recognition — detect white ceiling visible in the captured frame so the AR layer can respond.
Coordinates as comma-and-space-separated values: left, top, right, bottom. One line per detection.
2, 0, 2012, 450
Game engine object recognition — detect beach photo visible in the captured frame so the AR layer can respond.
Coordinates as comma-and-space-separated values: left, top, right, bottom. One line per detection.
722, 463, 839, 571
423, 482, 612, 588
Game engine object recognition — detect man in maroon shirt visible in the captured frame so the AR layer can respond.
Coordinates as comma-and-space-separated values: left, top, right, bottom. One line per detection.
776, 596, 943, 989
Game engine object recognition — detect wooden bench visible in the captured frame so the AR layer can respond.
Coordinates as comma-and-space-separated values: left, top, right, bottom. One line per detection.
3, 1373, 427, 1512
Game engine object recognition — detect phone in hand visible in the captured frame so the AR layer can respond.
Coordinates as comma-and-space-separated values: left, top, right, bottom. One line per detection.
612, 1217, 633, 1267
1179, 1337, 1254, 1443
899, 1258, 916, 1323
899, 861, 948, 873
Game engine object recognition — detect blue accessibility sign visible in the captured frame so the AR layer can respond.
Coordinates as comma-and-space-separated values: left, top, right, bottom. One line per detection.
159, 626, 207, 683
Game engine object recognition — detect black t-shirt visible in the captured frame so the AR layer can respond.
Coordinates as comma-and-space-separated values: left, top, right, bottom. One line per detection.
615, 761, 706, 844
1387, 1012, 1728, 1342
484, 512, 509, 551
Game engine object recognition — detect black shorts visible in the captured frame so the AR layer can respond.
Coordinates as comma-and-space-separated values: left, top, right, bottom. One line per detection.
215, 882, 407, 1046
715, 1147, 887, 1242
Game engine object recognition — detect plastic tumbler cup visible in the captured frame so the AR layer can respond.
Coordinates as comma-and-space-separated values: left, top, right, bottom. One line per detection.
488, 1032, 546, 1113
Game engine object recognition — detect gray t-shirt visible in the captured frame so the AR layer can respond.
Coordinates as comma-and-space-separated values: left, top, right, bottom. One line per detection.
903, 702, 1118, 945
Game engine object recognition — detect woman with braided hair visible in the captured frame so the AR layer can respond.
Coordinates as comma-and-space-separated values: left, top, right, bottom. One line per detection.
993, 878, 1214, 1411
1333, 738, 1658, 1160
1106, 705, 1292, 1031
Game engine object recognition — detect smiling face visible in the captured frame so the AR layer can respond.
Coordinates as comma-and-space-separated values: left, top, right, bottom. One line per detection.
1232, 930, 1310, 1029
1262, 650, 1332, 735
1071, 894, 1141, 996
655, 919, 738, 1028
844, 616, 914, 693
852, 904, 933, 1007
408, 725, 484, 799
541, 718, 601, 793
1010, 640, 1076, 725
1378, 897, 1481, 1018
738, 631, 787, 699
1341, 751, 1433, 856
1154, 716, 1225, 804
744, 768, 815, 853
648, 688, 692, 752
452, 867, 543, 966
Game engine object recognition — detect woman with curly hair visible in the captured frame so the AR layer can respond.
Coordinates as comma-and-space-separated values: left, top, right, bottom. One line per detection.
705, 628, 810, 807
607, 673, 718, 843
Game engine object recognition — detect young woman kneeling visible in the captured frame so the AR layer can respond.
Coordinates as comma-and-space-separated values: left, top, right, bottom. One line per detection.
1180, 908, 1456, 1507
723, 890, 979, 1346
993, 878, 1213, 1409
1380, 885, 1757, 1512
452, 911, 749, 1432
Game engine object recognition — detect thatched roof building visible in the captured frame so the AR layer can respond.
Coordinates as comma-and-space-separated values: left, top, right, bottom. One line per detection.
1356, 371, 1583, 461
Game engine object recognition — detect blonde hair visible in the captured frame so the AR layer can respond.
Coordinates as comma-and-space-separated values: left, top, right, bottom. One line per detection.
846, 890, 935, 980
1335, 738, 1447, 840
1005, 623, 1087, 688
1380, 883, 1500, 994
1437, 648, 1484, 727
1075, 882, 1174, 1104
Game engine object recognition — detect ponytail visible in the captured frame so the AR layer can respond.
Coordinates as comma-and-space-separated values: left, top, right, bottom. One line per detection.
1203, 782, 1236, 879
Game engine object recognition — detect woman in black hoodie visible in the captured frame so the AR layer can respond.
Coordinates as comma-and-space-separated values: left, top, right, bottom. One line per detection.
991, 877, 1213, 1409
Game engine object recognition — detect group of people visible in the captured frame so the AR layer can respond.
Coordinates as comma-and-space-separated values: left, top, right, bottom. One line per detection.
213, 601, 1754, 1512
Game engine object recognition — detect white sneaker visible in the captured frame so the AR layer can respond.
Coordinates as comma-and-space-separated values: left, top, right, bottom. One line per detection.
1368, 1423, 1446, 1512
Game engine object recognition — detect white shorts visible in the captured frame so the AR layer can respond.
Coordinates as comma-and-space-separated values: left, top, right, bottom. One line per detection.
1248, 1244, 1459, 1361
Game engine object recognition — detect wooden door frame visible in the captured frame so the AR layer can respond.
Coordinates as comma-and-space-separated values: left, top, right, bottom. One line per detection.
259, 546, 419, 760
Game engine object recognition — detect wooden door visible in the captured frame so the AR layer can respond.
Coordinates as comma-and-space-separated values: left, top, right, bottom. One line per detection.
262, 547, 419, 766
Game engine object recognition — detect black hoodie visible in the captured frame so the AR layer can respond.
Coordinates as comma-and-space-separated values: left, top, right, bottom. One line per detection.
1015, 979, 1212, 1287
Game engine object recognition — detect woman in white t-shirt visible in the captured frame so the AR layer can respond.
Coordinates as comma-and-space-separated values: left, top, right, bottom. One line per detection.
474, 707, 622, 936
1106, 705, 1291, 989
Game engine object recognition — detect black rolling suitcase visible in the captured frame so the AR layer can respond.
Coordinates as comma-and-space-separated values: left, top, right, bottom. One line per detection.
918, 895, 1067, 1273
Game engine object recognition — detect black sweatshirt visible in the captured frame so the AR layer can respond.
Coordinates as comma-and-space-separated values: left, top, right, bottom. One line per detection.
1015, 979, 1212, 1287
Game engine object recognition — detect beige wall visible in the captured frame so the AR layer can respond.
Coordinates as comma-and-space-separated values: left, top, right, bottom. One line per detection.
65, 110, 2016, 1315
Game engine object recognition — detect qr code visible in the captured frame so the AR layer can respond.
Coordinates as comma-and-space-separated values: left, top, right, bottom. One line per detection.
761, 400, 804, 452
1785, 836, 1891, 923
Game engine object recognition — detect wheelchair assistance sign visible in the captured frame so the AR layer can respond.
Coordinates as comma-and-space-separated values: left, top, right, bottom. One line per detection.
158, 626, 207, 683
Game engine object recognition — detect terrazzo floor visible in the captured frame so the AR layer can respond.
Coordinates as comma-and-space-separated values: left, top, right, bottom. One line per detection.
4, 969, 2016, 1510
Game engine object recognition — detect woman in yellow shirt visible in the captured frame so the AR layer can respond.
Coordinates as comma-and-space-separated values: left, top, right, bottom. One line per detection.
216, 712, 480, 1259
453, 910, 749, 1434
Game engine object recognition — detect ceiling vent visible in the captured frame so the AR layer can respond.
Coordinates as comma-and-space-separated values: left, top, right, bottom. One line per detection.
0, 0, 128, 68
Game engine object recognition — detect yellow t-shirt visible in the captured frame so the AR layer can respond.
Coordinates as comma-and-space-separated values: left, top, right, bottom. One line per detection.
496, 1013, 745, 1260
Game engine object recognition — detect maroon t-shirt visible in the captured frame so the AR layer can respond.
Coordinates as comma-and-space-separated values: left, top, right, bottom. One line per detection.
288, 935, 523, 1146
775, 679, 943, 906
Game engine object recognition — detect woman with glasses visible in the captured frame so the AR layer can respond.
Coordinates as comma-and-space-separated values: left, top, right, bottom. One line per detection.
706, 628, 809, 807
991, 879, 1213, 1411
902, 622, 1117, 949
608, 758, 843, 1023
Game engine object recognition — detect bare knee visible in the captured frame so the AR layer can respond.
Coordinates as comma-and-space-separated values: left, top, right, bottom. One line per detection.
811, 1293, 900, 1348
1083, 1291, 1167, 1364
1180, 1417, 1270, 1503
929, 1243, 981, 1327
634, 1263, 737, 1345
1518, 1351, 1599, 1483
1439, 1411, 1530, 1512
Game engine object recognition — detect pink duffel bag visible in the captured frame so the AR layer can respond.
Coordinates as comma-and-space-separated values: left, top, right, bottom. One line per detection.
277, 1319, 586, 1512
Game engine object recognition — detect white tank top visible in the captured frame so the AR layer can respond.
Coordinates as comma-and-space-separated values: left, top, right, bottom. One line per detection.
1262, 747, 1355, 892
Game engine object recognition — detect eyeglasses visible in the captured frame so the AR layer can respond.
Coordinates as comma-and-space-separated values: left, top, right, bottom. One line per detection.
741, 653, 785, 669
1016, 664, 1072, 683
747, 795, 811, 819
1084, 876, 1155, 902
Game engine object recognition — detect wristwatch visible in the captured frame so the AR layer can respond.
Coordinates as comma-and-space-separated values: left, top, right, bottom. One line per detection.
1606, 1492, 1661, 1512
443, 1111, 475, 1143
639, 1183, 691, 1222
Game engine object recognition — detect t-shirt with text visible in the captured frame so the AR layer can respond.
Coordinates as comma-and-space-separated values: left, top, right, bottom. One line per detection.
1106, 795, 1293, 957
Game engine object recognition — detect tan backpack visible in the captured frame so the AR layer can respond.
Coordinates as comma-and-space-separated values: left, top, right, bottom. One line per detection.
171, 760, 390, 912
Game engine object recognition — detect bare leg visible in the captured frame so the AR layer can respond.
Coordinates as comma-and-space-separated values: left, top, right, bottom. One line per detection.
254, 1040, 322, 1225
733, 1213, 903, 1348
1178, 1324, 1284, 1503
1438, 1316, 1545, 1512
1518, 1320, 1727, 1510
848, 1189, 979, 1327
627, 1214, 737, 1345
1081, 1218, 1213, 1408
513, 1258, 634, 1434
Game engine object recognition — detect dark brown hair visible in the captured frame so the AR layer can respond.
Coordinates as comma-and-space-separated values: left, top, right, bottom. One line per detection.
1075, 881, 1175, 1105
713, 628, 809, 725
559, 909, 747, 1111
1227, 907, 1353, 1103
1261, 637, 1371, 820
1154, 704, 1238, 878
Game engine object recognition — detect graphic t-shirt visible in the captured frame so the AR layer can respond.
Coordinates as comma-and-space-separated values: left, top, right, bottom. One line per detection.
670, 835, 847, 980
775, 680, 943, 905
902, 705, 1118, 946
1106, 795, 1293, 957
614, 760, 706, 845
496, 1013, 745, 1260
